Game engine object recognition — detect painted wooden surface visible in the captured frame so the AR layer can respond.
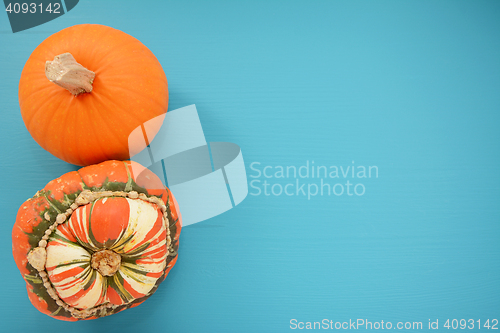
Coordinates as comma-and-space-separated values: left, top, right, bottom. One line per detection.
0, 1, 499, 332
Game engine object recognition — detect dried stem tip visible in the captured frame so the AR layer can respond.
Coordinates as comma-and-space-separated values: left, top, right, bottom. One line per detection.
45, 53, 95, 96
91, 249, 121, 277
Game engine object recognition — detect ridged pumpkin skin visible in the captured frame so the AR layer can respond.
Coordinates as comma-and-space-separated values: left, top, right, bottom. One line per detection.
19, 24, 168, 166
12, 160, 181, 321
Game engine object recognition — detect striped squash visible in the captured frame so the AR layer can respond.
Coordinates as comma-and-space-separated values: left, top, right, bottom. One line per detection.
12, 160, 181, 321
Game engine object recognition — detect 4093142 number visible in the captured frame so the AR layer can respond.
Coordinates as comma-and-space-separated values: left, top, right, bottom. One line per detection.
443, 319, 498, 330
5, 2, 61, 14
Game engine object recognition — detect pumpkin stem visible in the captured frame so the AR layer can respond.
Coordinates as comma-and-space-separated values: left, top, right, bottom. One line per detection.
45, 53, 96, 96
91, 249, 121, 276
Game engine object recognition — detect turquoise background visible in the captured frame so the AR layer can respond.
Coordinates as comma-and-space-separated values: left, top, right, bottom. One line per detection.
0, 0, 499, 331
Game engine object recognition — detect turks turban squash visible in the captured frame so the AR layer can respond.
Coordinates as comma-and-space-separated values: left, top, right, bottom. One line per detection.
12, 160, 181, 321
19, 24, 168, 166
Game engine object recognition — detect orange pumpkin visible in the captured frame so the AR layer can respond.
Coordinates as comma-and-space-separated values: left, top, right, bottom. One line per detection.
12, 160, 181, 320
19, 24, 168, 166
